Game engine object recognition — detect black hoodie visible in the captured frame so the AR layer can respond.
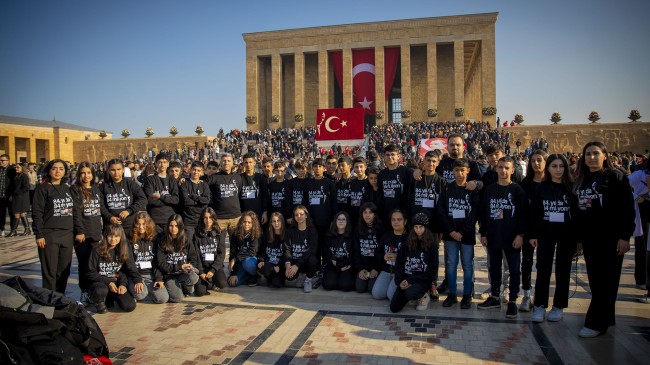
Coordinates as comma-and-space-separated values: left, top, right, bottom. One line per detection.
154, 236, 200, 281
71, 184, 106, 242
354, 225, 382, 272
180, 179, 211, 228
193, 229, 226, 275
86, 245, 142, 290
394, 241, 438, 285
204, 171, 243, 219
143, 174, 179, 225
32, 182, 74, 239
324, 233, 354, 269
284, 226, 318, 267
100, 178, 147, 231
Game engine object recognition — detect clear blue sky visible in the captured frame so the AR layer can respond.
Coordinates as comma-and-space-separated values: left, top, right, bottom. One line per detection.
1, 0, 648, 137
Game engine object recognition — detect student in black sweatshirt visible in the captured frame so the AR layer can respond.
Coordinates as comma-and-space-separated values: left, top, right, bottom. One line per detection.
478, 156, 527, 319
228, 211, 262, 287
154, 214, 200, 302
573, 142, 635, 338
258, 212, 287, 288
335, 157, 354, 215
378, 144, 413, 225
71, 161, 107, 293
528, 154, 578, 323
268, 162, 289, 218
305, 158, 337, 261
129, 212, 163, 303
86, 224, 142, 313
390, 213, 439, 313
240, 153, 269, 226
144, 153, 180, 232
32, 159, 74, 294
193, 207, 227, 295
354, 202, 383, 294
100, 159, 147, 233
322, 211, 355, 292
204, 153, 244, 239
372, 209, 408, 300
348, 157, 370, 226
438, 158, 480, 309
180, 161, 211, 239
284, 205, 319, 293
286, 159, 309, 223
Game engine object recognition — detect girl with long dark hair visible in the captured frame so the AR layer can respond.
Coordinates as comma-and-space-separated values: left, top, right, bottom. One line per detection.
155, 214, 200, 302
129, 211, 164, 303
86, 224, 142, 313
372, 209, 408, 300
528, 154, 578, 323
322, 211, 355, 291
227, 211, 262, 287
258, 212, 287, 288
32, 159, 74, 294
194, 207, 227, 295
573, 142, 635, 337
284, 205, 319, 293
354, 202, 383, 294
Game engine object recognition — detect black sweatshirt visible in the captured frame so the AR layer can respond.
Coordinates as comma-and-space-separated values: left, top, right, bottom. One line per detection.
71, 184, 106, 242
268, 179, 289, 217
394, 242, 438, 285
32, 182, 74, 239
479, 182, 527, 251
86, 246, 142, 290
229, 233, 260, 262
336, 176, 354, 214
378, 166, 412, 220
193, 229, 225, 275
324, 233, 354, 269
100, 178, 147, 230
354, 225, 382, 272
258, 233, 287, 266
437, 157, 483, 184
240, 172, 268, 220
527, 181, 578, 241
180, 179, 211, 228
304, 177, 337, 227
131, 239, 156, 277
143, 174, 179, 225
154, 237, 200, 281
438, 183, 480, 245
205, 171, 243, 219
348, 178, 371, 223
287, 177, 308, 212
376, 231, 408, 273
409, 173, 446, 231
575, 169, 636, 242
284, 226, 318, 267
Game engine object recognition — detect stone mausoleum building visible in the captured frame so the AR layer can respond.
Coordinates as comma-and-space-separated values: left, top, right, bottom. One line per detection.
243, 13, 498, 131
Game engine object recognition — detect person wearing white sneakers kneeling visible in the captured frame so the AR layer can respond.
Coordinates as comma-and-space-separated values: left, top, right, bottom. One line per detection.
527, 154, 578, 323
390, 213, 438, 313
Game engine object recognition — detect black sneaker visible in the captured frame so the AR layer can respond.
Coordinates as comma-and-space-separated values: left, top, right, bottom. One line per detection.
247, 277, 258, 287
437, 279, 449, 294
460, 295, 472, 309
95, 303, 108, 314
442, 295, 457, 307
477, 296, 501, 310
506, 301, 518, 319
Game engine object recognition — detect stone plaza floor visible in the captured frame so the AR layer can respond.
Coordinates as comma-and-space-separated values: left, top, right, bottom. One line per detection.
1, 233, 648, 365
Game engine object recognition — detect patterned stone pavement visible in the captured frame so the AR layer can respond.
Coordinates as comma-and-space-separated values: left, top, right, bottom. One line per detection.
1, 231, 649, 365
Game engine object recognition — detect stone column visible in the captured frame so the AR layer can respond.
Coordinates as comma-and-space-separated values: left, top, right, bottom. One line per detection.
454, 40, 464, 120
481, 35, 496, 124
318, 50, 329, 109
342, 48, 353, 108
427, 42, 438, 120
294, 52, 305, 126
245, 54, 258, 130
271, 53, 282, 126
400, 44, 411, 121
29, 137, 36, 162
374, 46, 385, 124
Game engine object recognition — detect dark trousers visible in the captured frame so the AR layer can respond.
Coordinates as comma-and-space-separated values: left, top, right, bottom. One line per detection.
286, 255, 319, 280
521, 241, 535, 291
583, 239, 624, 332
390, 280, 430, 313
74, 238, 98, 291
488, 247, 521, 302
260, 263, 285, 288
355, 273, 377, 293
315, 225, 328, 265
533, 237, 576, 309
194, 269, 227, 296
88, 282, 136, 312
637, 202, 650, 285
0, 197, 14, 232
323, 264, 355, 291
37, 231, 74, 294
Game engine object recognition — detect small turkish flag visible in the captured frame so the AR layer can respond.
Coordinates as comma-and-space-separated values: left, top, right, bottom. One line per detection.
316, 108, 365, 142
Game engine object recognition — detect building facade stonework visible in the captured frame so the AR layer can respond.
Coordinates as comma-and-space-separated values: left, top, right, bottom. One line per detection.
243, 13, 498, 131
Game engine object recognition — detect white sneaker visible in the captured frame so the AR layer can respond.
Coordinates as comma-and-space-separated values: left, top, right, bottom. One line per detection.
416, 292, 430, 311
547, 307, 563, 322
639, 295, 650, 304
531, 305, 546, 323
578, 327, 602, 338
501, 288, 510, 303
303, 278, 312, 293
519, 296, 533, 312
296, 273, 306, 288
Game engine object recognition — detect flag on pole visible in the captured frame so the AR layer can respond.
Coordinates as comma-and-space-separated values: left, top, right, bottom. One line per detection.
315, 107, 365, 146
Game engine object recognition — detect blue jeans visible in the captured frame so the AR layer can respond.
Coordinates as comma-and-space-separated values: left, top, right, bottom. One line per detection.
444, 241, 474, 296
233, 256, 258, 286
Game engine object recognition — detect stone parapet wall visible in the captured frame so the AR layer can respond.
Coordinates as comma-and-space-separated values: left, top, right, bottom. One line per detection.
73, 136, 213, 163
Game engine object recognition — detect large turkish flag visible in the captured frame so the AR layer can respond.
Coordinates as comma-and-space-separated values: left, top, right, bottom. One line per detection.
315, 108, 364, 143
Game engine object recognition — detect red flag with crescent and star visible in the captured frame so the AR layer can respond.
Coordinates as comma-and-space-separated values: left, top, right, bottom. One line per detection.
315, 107, 364, 142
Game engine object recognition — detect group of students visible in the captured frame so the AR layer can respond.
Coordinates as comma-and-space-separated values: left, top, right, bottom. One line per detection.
31, 137, 636, 339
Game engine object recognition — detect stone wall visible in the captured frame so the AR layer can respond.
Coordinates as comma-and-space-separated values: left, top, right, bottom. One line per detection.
73, 136, 213, 163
